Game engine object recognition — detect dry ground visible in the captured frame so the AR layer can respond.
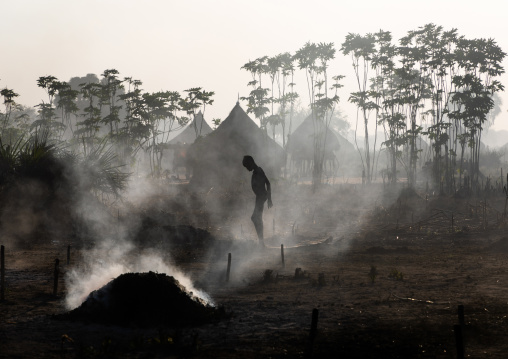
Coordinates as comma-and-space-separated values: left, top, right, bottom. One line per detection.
1, 183, 508, 358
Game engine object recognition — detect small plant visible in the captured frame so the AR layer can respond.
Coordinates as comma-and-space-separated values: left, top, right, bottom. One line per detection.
263, 269, 274, 282
294, 267, 303, 279
388, 268, 404, 281
368, 266, 378, 283
318, 272, 326, 286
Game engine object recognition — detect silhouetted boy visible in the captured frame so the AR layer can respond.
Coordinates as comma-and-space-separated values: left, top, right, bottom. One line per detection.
242, 155, 272, 244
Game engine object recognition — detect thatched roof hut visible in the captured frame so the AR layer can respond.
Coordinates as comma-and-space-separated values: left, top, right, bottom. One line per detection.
166, 112, 212, 172
169, 111, 212, 146
286, 115, 342, 161
187, 102, 285, 187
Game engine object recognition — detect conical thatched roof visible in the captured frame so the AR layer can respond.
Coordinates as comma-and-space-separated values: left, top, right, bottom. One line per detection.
169, 111, 212, 145
286, 115, 341, 161
187, 103, 285, 187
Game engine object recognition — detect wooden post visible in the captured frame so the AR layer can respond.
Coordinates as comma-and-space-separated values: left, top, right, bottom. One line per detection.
53, 259, 59, 296
318, 273, 325, 286
281, 244, 285, 268
458, 305, 465, 327
454, 324, 464, 359
310, 308, 319, 341
226, 253, 231, 282
1, 245, 5, 301
484, 199, 487, 229
451, 214, 454, 232
67, 245, 71, 265
295, 268, 302, 279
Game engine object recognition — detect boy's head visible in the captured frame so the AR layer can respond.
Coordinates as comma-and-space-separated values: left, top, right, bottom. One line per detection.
242, 155, 256, 171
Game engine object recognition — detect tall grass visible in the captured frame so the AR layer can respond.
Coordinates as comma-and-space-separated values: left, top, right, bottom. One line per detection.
0, 135, 24, 184
0, 131, 130, 197
79, 140, 130, 197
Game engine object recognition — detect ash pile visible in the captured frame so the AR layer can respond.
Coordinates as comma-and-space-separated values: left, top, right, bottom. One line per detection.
64, 272, 224, 327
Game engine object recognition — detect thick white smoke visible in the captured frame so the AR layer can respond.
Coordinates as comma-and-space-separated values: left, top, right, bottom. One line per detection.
65, 239, 214, 310
64, 177, 215, 311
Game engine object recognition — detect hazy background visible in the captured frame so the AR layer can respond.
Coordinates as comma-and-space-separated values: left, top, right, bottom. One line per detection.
1, 0, 507, 132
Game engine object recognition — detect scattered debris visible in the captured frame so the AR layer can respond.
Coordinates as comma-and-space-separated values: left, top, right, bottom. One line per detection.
390, 292, 435, 304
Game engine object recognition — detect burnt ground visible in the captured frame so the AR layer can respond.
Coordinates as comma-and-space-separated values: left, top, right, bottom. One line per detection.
1, 183, 508, 358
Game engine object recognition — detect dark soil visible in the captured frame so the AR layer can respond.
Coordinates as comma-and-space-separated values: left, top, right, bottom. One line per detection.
1, 183, 508, 358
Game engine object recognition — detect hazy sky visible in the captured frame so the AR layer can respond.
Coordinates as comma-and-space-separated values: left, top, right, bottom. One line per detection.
2, 0, 508, 131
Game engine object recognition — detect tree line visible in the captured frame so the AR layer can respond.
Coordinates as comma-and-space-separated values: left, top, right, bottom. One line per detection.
1, 70, 215, 179
240, 23, 505, 193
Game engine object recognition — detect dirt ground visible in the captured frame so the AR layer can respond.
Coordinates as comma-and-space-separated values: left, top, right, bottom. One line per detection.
1, 183, 508, 358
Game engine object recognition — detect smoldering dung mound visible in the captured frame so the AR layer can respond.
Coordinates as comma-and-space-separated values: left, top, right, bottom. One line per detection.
63, 272, 224, 327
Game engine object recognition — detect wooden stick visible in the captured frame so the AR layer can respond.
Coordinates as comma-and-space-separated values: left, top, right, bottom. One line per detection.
454, 324, 464, 359
1, 245, 5, 301
53, 259, 59, 296
67, 245, 71, 265
310, 308, 319, 341
281, 244, 285, 268
458, 305, 465, 327
226, 253, 231, 282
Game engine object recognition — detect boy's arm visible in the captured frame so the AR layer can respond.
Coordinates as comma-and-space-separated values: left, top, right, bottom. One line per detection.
266, 175, 273, 208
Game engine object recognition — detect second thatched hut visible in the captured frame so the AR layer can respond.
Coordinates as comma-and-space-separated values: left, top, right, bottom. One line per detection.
167, 111, 212, 177
187, 102, 285, 188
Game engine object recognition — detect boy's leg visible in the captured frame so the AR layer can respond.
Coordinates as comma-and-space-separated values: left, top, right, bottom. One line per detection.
251, 196, 266, 242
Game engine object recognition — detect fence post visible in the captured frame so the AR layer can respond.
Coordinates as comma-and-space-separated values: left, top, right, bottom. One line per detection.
53, 259, 60, 296
226, 253, 231, 282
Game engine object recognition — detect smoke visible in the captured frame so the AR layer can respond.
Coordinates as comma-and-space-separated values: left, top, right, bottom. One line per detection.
65, 239, 214, 310
0, 178, 75, 248
64, 172, 219, 310
0, 102, 391, 317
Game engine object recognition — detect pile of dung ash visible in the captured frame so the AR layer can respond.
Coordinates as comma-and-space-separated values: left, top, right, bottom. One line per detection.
63, 271, 224, 326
